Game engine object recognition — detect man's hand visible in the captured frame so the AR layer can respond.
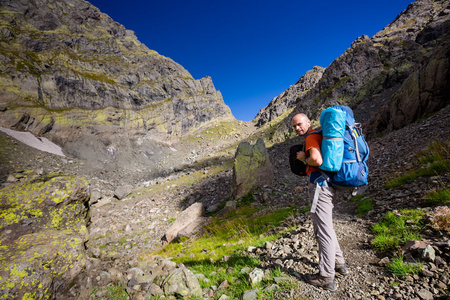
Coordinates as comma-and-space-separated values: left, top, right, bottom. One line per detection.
297, 147, 323, 166
296, 151, 306, 161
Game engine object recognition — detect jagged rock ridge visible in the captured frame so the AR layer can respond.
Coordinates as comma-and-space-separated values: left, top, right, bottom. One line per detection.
254, 0, 450, 141
254, 66, 325, 126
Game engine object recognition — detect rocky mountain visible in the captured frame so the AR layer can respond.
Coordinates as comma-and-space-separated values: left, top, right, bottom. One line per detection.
0, 0, 237, 178
0, 0, 234, 135
254, 66, 325, 127
254, 0, 449, 142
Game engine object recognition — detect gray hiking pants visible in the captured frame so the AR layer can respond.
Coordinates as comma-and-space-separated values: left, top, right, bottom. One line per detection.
308, 181, 345, 278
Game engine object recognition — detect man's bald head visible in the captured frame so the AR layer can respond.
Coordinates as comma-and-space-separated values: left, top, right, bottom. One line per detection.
292, 113, 311, 136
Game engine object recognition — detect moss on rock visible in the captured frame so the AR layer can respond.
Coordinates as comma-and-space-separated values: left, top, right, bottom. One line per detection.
0, 173, 90, 299
231, 138, 274, 200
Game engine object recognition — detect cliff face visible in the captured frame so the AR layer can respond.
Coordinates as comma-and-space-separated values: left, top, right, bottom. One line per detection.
0, 0, 234, 138
254, 0, 449, 141
365, 0, 450, 137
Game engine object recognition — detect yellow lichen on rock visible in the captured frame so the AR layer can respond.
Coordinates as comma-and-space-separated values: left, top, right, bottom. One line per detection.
0, 173, 90, 299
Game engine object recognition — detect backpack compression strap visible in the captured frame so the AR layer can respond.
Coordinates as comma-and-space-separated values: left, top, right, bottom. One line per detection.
348, 123, 362, 163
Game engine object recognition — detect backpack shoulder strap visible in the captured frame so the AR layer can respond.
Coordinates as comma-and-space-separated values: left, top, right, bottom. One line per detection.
303, 129, 322, 148
305, 129, 322, 139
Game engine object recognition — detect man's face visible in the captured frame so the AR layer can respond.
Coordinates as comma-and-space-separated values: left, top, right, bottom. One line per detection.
292, 115, 310, 136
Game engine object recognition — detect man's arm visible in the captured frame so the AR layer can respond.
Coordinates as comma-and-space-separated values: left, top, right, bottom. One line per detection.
295, 147, 323, 166
306, 147, 323, 166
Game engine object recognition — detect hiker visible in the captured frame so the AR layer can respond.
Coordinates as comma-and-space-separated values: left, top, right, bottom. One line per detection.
291, 113, 349, 292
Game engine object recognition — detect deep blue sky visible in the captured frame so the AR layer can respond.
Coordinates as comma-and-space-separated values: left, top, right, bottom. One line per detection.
88, 0, 413, 121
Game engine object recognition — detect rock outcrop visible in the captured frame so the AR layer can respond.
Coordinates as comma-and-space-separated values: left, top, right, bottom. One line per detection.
0, 173, 90, 299
232, 138, 274, 199
253, 0, 450, 142
365, 1, 450, 137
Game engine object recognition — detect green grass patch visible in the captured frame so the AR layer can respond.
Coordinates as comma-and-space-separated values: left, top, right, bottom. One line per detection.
350, 194, 365, 202
299, 205, 311, 214
356, 197, 374, 216
424, 187, 450, 206
386, 140, 449, 188
387, 254, 423, 278
238, 192, 256, 207
183, 255, 299, 299
81, 71, 116, 85
118, 237, 127, 246
159, 206, 297, 263
105, 284, 128, 300
417, 140, 449, 164
386, 160, 449, 188
350, 194, 374, 216
188, 255, 261, 297
153, 205, 299, 299
372, 209, 425, 252
135, 158, 234, 199
182, 120, 245, 145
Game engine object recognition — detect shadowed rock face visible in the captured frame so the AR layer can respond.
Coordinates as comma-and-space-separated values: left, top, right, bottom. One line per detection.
0, 173, 90, 300
253, 0, 450, 142
0, 0, 234, 138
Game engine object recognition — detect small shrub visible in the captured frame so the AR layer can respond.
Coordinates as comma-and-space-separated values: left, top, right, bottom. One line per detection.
387, 254, 423, 278
425, 188, 450, 206
428, 206, 450, 231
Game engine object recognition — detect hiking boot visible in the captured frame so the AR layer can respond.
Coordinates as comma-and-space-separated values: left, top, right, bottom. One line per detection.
335, 263, 349, 277
303, 273, 337, 292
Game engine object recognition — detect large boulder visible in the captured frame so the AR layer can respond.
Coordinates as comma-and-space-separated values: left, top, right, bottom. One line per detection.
232, 138, 274, 199
162, 264, 202, 297
0, 173, 90, 299
163, 202, 205, 243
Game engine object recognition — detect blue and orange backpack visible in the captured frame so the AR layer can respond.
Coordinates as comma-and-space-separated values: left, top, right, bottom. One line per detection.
319, 105, 369, 187
289, 105, 369, 188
